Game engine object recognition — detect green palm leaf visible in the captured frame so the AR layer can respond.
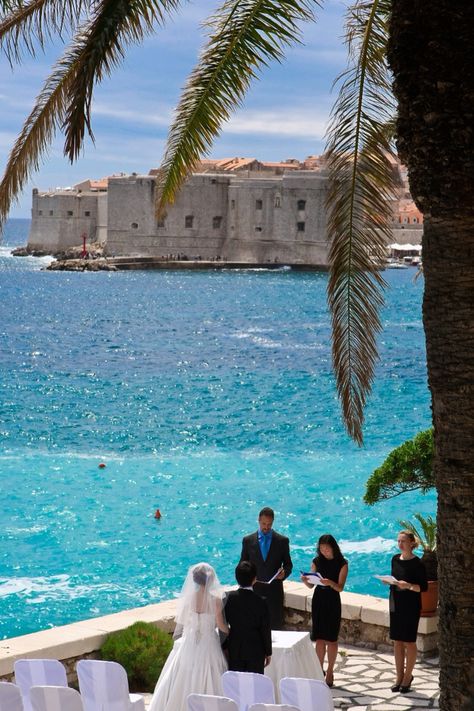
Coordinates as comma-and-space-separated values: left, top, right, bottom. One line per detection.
61, 0, 181, 161
325, 0, 398, 444
156, 0, 320, 217
0, 50, 76, 229
0, 0, 180, 225
0, 1, 86, 64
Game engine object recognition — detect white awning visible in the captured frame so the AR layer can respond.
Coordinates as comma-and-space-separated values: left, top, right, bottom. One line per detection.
389, 242, 422, 252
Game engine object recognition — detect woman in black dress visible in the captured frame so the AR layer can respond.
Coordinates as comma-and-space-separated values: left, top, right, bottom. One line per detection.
301, 534, 348, 688
384, 530, 428, 694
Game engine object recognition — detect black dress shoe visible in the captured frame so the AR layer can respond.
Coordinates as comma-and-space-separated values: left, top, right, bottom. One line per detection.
400, 675, 414, 693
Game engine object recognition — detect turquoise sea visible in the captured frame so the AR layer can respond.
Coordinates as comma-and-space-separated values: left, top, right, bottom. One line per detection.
0, 219, 434, 640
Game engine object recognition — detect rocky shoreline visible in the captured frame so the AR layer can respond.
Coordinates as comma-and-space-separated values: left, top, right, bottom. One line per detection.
11, 242, 118, 271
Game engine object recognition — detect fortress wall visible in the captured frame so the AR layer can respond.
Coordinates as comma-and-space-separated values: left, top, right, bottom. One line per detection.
28, 190, 100, 252
223, 172, 329, 264
107, 172, 330, 264
106, 174, 231, 258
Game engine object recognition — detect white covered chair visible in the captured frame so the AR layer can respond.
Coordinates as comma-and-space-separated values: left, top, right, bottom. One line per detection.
187, 694, 239, 711
0, 682, 23, 711
280, 677, 334, 711
77, 659, 145, 711
14, 659, 68, 711
248, 705, 300, 711
222, 671, 275, 711
30, 686, 84, 711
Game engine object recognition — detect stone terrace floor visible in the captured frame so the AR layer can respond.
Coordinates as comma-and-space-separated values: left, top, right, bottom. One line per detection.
143, 644, 440, 710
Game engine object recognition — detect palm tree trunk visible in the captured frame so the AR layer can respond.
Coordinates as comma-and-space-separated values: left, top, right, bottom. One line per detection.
387, 2, 474, 708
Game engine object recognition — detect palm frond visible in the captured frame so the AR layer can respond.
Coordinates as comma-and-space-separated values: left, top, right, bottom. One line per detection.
0, 0, 86, 64
156, 0, 320, 217
62, 0, 180, 161
0, 50, 76, 229
325, 0, 398, 444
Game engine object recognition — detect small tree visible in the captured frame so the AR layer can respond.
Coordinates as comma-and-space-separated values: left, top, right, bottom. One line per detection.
100, 621, 173, 692
364, 429, 434, 505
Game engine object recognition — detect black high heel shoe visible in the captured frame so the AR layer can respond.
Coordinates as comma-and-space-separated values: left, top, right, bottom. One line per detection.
400, 675, 414, 694
391, 683, 401, 693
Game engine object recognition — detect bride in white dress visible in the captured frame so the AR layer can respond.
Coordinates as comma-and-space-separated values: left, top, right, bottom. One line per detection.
149, 562, 229, 711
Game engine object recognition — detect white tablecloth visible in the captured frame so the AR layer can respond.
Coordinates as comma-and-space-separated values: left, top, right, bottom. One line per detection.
265, 630, 324, 701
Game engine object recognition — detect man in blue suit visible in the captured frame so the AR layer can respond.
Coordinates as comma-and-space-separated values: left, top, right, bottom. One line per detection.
240, 506, 293, 629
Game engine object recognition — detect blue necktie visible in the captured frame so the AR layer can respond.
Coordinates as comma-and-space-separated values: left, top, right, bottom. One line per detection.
261, 533, 271, 560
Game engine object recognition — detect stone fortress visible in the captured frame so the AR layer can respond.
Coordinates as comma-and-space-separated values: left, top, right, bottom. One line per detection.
27, 155, 423, 267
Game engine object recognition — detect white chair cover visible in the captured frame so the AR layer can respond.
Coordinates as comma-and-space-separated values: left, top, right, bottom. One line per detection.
280, 677, 334, 711
30, 686, 84, 711
0, 682, 24, 711
222, 672, 275, 711
248, 705, 300, 711
77, 660, 145, 711
14, 659, 68, 711
187, 694, 239, 711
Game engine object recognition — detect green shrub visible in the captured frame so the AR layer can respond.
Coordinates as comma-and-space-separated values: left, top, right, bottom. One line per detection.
100, 621, 173, 692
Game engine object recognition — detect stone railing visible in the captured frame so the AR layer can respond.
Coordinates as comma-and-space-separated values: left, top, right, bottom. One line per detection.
283, 582, 438, 657
0, 582, 437, 684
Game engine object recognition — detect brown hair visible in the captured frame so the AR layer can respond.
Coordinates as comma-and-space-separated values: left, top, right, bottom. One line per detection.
399, 530, 419, 549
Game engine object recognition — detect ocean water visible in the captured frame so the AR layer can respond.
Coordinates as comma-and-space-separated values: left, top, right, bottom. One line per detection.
0, 219, 434, 639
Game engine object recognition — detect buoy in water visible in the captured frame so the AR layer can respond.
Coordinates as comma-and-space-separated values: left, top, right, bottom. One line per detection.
98, 462, 106, 469
154, 509, 162, 519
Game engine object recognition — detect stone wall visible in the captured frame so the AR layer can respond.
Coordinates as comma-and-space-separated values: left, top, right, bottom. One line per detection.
0, 582, 437, 685
28, 190, 106, 253
105, 172, 330, 265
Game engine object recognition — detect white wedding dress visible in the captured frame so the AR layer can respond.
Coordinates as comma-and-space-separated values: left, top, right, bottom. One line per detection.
148, 610, 227, 711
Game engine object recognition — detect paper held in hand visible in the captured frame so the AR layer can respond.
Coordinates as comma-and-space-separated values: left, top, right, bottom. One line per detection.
301, 571, 327, 586
258, 567, 283, 584
375, 574, 398, 584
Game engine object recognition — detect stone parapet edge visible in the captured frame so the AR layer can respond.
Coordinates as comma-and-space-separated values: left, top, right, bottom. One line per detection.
0, 582, 438, 679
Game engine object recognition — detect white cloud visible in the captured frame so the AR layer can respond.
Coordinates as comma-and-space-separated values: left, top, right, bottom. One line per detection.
226, 109, 329, 140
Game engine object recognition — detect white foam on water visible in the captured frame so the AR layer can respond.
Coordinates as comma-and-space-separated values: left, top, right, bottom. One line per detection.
291, 536, 395, 556
0, 575, 136, 603
339, 536, 395, 554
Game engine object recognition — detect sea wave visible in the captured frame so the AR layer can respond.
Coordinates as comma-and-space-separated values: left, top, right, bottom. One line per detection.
292, 536, 395, 555
0, 574, 139, 603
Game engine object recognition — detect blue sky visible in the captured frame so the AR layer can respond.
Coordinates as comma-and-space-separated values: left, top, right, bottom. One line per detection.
1, 0, 348, 218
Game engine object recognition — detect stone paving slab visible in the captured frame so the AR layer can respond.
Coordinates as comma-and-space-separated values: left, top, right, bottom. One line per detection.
143, 644, 439, 710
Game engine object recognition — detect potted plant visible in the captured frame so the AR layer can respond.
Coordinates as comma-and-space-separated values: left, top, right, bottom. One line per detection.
398, 513, 438, 616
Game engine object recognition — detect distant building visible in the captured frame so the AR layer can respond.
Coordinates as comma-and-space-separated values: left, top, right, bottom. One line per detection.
27, 156, 422, 260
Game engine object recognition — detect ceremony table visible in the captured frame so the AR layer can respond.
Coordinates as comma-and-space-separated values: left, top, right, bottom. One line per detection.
265, 630, 324, 701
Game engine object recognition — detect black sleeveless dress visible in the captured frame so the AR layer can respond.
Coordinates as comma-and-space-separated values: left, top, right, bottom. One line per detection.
389, 554, 428, 642
311, 556, 348, 642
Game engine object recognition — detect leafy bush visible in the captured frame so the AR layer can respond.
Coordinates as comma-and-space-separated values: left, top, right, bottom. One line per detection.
364, 429, 434, 505
100, 621, 173, 692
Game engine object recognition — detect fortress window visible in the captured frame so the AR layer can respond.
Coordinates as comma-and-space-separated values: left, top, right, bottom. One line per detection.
297, 221, 305, 232
231, 200, 235, 209
185, 215, 194, 228
49, 210, 54, 216
131, 222, 139, 229
413, 217, 418, 223
255, 200, 263, 210
274, 196, 281, 208
213, 216, 222, 229
255, 226, 262, 232
67, 210, 73, 216
297, 200, 306, 211
84, 211, 91, 217
211, 179, 217, 184
38, 210, 43, 215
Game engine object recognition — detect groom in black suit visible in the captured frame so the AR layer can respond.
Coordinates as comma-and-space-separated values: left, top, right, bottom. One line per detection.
240, 506, 293, 629
225, 561, 272, 674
